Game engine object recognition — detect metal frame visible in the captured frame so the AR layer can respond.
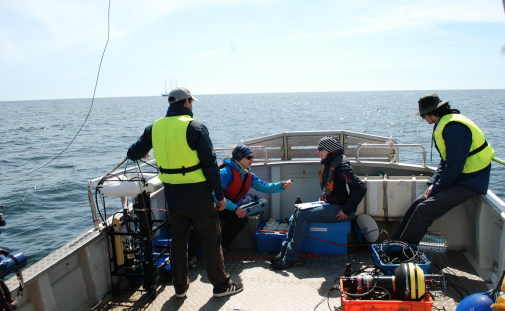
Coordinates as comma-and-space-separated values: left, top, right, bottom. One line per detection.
214, 145, 268, 163
356, 143, 426, 167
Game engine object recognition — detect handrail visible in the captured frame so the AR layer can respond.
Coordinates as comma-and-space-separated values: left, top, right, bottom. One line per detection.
214, 145, 268, 163
241, 130, 395, 145
493, 157, 505, 166
356, 143, 426, 167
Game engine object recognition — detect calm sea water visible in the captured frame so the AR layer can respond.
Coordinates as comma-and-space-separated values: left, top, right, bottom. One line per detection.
0, 90, 504, 267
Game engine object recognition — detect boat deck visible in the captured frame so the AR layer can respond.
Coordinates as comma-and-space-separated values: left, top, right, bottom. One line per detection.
94, 246, 491, 311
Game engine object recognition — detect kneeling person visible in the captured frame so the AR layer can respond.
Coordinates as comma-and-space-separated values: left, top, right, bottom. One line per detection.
188, 144, 292, 259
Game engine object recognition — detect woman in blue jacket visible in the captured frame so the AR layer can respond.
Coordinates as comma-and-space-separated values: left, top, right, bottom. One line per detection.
188, 144, 292, 266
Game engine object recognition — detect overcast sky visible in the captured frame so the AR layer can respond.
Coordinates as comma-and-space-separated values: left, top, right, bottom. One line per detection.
1, 0, 504, 101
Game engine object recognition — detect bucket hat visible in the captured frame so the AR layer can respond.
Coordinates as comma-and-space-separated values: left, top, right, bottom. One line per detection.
414, 93, 449, 116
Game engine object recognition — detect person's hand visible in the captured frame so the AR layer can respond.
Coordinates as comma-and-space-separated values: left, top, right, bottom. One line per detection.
143, 153, 151, 160
319, 195, 325, 201
217, 199, 226, 211
282, 180, 293, 190
336, 210, 348, 220
424, 185, 433, 199
235, 207, 247, 218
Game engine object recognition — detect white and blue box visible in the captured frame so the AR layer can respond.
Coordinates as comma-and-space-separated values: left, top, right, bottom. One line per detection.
299, 222, 350, 255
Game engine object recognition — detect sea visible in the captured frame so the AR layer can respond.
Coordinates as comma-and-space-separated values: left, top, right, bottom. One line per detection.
0, 89, 504, 270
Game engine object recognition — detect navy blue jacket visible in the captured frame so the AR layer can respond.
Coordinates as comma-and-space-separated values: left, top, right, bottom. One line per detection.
127, 105, 224, 210
429, 122, 491, 196
321, 151, 367, 216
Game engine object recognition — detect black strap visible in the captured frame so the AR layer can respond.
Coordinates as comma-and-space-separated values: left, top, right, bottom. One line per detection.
159, 163, 202, 176
468, 140, 488, 157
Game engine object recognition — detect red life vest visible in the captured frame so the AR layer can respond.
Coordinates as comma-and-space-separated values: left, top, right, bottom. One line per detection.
220, 163, 253, 203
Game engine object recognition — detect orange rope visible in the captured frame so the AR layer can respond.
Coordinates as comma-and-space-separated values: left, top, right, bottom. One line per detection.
222, 250, 371, 259
242, 229, 370, 247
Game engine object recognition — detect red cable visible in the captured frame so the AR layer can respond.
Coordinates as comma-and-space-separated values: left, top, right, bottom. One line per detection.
242, 229, 371, 247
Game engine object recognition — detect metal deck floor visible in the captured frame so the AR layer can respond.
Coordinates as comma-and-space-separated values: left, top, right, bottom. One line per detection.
94, 247, 491, 311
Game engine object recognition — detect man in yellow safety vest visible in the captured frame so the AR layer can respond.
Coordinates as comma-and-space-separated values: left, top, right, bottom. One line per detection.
392, 93, 495, 245
127, 87, 243, 298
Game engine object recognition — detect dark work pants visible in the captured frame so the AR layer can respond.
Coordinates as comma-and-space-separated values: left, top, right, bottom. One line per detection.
188, 209, 249, 256
219, 209, 249, 248
169, 203, 232, 293
392, 185, 478, 245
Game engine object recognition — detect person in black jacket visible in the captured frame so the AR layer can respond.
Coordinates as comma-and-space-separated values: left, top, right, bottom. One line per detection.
272, 136, 366, 270
127, 87, 243, 298
392, 93, 494, 245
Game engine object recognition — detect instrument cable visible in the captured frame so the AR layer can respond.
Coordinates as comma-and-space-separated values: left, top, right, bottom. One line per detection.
0, 0, 112, 181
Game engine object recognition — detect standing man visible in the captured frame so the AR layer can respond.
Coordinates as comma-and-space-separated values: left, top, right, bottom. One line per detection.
127, 87, 243, 298
392, 93, 495, 245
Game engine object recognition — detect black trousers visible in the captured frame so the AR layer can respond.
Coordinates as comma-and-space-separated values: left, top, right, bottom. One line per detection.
169, 203, 232, 293
392, 185, 478, 245
188, 209, 249, 256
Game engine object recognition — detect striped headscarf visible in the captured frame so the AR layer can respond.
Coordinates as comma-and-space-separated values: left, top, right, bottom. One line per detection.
318, 136, 343, 153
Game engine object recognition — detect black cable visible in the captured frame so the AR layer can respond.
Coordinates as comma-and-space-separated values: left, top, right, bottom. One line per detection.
431, 262, 470, 299
0, 0, 112, 182
89, 277, 128, 310
95, 187, 106, 223
376, 240, 425, 265
89, 289, 111, 311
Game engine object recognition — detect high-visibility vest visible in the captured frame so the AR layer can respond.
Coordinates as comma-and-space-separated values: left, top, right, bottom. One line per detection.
152, 115, 207, 184
433, 114, 495, 174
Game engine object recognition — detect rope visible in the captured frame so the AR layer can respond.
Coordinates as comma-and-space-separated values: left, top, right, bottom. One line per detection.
216, 250, 371, 259
0, 0, 112, 181
241, 229, 371, 247
493, 157, 505, 165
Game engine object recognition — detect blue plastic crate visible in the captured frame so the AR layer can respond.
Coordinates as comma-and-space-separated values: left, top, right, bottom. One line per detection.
255, 220, 287, 253
299, 221, 350, 255
372, 244, 431, 275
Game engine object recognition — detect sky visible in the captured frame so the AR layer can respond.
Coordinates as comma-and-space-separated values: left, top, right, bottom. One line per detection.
1, 0, 504, 101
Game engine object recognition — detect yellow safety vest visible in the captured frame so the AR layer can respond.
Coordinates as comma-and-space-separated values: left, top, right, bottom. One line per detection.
152, 115, 207, 184
433, 114, 495, 174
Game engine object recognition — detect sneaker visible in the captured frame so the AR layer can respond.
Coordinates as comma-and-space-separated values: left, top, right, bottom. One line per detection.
272, 258, 300, 270
213, 282, 244, 298
270, 252, 283, 264
188, 256, 197, 269
175, 289, 187, 299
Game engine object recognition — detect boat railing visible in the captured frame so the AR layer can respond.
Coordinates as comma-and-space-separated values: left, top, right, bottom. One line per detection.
215, 145, 269, 163
356, 143, 427, 167
239, 130, 399, 162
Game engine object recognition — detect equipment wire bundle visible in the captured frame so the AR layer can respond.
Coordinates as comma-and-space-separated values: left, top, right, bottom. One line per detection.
375, 240, 426, 265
